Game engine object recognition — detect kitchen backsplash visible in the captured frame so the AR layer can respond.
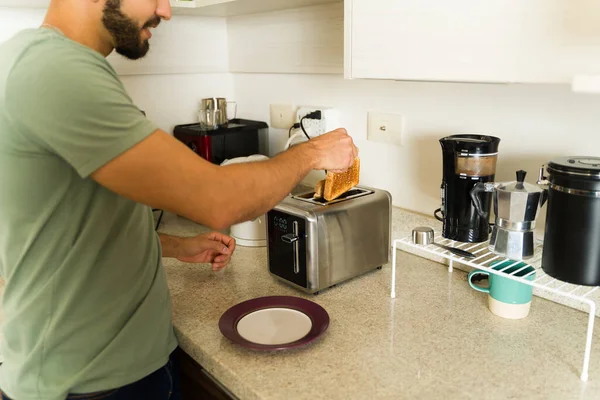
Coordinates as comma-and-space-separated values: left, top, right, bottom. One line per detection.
232, 72, 600, 227
121, 73, 234, 132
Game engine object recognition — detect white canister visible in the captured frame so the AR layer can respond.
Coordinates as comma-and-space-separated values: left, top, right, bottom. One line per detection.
220, 155, 269, 247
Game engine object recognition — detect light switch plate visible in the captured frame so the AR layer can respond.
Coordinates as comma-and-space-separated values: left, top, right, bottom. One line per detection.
367, 112, 405, 146
270, 104, 297, 129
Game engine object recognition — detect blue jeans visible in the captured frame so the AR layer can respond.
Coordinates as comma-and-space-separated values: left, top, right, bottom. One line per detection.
1, 351, 181, 400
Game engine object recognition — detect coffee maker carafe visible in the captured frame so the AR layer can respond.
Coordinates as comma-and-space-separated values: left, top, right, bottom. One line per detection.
470, 170, 547, 260
438, 134, 501, 243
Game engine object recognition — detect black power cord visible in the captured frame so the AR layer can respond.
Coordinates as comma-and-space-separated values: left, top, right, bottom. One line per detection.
299, 110, 322, 141
152, 208, 164, 231
300, 117, 311, 141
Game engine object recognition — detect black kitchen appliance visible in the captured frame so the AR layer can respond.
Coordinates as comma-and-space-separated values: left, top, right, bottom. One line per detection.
539, 157, 600, 286
438, 134, 501, 243
173, 119, 268, 165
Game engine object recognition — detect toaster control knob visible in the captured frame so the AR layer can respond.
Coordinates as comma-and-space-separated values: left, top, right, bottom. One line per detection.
281, 234, 299, 244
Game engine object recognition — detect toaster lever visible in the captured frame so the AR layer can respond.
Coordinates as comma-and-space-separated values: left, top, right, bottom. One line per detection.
281, 221, 301, 274
281, 234, 299, 244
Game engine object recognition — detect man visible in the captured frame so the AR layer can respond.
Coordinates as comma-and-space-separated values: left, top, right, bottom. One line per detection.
0, 0, 358, 399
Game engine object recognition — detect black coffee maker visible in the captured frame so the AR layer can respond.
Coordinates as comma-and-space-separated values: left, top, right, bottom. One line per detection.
173, 119, 269, 166
437, 134, 501, 243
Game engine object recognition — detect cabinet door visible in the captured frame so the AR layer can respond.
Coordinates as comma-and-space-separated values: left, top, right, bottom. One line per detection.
345, 0, 521, 83
346, 0, 600, 84
175, 348, 237, 400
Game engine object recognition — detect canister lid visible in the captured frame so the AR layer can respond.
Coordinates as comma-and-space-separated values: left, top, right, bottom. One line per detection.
548, 156, 600, 179
439, 134, 501, 155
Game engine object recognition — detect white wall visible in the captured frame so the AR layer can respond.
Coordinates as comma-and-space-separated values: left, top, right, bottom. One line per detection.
118, 14, 234, 132
121, 73, 233, 133
233, 73, 600, 222
108, 15, 230, 76
0, 7, 233, 133
0, 7, 46, 42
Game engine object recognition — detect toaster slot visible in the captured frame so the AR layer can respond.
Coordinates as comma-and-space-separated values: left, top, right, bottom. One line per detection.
292, 187, 373, 206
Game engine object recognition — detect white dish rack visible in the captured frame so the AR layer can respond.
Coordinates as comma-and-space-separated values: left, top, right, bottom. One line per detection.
391, 232, 598, 382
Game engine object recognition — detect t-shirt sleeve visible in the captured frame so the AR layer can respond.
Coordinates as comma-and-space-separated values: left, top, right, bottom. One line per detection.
5, 40, 158, 178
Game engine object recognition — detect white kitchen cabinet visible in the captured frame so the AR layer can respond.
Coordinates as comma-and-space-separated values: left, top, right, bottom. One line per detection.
345, 0, 600, 84
170, 0, 339, 17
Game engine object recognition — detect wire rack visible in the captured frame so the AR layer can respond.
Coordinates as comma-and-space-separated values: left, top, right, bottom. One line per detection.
391, 233, 597, 382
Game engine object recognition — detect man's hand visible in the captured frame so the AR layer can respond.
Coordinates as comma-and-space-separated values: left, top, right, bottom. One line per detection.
176, 232, 236, 271
305, 128, 359, 172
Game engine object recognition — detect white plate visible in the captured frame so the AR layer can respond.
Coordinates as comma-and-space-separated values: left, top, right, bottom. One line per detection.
236, 307, 313, 345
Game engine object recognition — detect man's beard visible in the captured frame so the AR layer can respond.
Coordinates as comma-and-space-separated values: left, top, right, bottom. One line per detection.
102, 0, 160, 60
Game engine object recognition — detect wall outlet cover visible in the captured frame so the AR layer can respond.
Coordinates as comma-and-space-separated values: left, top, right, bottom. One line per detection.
296, 106, 340, 137
367, 112, 405, 147
270, 104, 297, 129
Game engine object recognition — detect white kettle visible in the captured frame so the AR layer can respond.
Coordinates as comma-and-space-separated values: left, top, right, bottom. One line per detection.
220, 155, 269, 247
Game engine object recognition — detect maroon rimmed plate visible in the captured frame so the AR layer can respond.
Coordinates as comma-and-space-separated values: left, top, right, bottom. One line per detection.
218, 296, 330, 351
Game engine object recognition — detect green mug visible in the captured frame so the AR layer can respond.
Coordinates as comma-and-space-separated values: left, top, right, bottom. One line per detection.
468, 260, 536, 319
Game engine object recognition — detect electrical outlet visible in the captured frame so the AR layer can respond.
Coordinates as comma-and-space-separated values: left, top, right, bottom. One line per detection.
367, 112, 405, 147
296, 106, 340, 137
270, 104, 297, 129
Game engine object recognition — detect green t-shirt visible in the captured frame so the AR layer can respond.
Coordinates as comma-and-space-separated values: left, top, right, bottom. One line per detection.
0, 28, 177, 399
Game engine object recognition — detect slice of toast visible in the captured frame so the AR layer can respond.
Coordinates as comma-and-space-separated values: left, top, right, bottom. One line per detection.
313, 179, 326, 199
323, 157, 360, 201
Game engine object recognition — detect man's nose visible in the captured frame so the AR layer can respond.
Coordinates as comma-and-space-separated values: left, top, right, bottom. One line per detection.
157, 0, 172, 21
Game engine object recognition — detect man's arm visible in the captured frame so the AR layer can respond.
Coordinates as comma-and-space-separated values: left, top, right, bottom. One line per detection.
159, 232, 236, 270
158, 234, 185, 258
92, 128, 356, 230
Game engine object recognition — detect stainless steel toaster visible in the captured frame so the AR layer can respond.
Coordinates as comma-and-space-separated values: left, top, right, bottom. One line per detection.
267, 186, 391, 294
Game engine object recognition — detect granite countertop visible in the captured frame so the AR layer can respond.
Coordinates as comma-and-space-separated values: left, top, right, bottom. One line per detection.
159, 209, 600, 400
